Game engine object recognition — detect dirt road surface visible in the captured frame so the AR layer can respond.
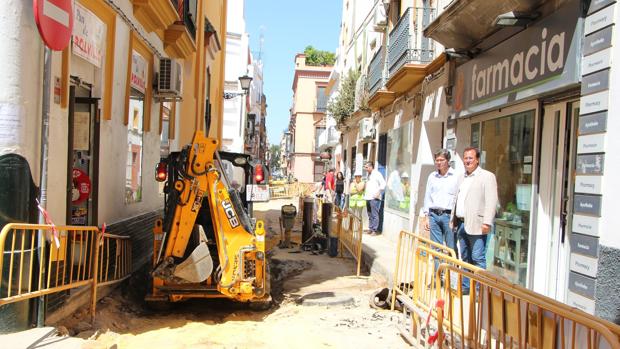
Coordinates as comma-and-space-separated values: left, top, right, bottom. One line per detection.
54, 198, 408, 348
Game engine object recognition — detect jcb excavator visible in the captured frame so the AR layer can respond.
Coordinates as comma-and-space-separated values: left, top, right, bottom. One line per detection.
145, 131, 270, 308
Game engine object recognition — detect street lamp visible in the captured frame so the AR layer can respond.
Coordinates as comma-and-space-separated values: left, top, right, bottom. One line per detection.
223, 74, 253, 99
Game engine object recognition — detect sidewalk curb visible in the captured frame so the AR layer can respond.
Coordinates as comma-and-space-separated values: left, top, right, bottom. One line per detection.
359, 236, 396, 287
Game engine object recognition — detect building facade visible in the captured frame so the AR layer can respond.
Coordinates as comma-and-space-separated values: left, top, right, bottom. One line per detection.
0, 0, 227, 330
423, 0, 620, 321
287, 54, 332, 183
222, 0, 251, 154
331, 0, 448, 240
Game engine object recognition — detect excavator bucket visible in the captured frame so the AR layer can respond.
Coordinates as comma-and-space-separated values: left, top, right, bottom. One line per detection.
173, 226, 213, 283
173, 242, 213, 283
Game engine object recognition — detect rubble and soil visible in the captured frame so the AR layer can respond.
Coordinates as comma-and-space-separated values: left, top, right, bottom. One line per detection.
49, 199, 408, 348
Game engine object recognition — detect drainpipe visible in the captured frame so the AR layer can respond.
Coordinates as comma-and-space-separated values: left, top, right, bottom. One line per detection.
36, 46, 52, 327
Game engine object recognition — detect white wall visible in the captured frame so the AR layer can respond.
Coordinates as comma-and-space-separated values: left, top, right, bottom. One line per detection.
0, 0, 43, 174
1, 0, 171, 225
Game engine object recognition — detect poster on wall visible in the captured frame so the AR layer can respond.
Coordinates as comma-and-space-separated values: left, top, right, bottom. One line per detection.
72, 3, 105, 67
130, 51, 148, 94
0, 103, 23, 148
73, 111, 90, 151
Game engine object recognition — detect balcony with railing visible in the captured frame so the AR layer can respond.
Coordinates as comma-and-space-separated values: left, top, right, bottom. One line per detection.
164, 0, 197, 59
367, 47, 395, 111
131, 0, 179, 34
385, 7, 436, 93
315, 95, 328, 113
317, 125, 340, 152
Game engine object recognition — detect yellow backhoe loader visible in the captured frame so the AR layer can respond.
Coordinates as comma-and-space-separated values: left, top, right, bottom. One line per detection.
145, 131, 270, 308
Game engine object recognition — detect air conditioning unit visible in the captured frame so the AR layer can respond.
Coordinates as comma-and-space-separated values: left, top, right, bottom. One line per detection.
157, 58, 182, 97
358, 117, 376, 141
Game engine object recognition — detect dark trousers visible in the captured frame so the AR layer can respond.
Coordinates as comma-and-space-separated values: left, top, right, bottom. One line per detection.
456, 221, 488, 293
366, 199, 382, 232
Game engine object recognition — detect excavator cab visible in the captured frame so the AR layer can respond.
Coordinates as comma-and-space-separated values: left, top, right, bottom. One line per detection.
146, 131, 270, 307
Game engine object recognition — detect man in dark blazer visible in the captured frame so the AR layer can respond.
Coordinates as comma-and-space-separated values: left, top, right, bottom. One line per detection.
452, 147, 498, 294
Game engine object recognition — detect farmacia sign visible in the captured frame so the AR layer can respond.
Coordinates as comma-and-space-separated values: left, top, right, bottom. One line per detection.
453, 0, 580, 115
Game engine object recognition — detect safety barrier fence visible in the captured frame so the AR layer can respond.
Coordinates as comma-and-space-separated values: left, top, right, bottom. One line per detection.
391, 237, 620, 348
390, 231, 465, 345
336, 208, 363, 276
268, 182, 300, 200
0, 223, 132, 323
434, 256, 620, 349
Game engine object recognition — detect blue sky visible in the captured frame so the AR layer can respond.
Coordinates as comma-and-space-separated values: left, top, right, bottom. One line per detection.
245, 0, 342, 146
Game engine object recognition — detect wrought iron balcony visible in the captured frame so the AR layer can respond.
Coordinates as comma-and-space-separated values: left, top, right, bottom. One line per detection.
315, 96, 327, 113
176, 0, 196, 40
368, 47, 386, 96
387, 7, 436, 78
163, 0, 197, 58
318, 125, 340, 151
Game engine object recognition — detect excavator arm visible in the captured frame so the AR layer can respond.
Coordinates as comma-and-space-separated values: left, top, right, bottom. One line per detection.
148, 131, 268, 303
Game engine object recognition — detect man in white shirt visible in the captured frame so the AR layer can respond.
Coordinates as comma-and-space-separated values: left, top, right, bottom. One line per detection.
363, 161, 386, 235
452, 147, 498, 294
423, 149, 459, 252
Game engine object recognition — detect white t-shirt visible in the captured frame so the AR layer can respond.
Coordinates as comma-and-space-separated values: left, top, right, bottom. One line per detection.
364, 169, 386, 200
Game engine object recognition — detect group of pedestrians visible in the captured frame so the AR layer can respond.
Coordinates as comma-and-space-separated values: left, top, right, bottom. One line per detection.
317, 146, 497, 277
423, 147, 498, 295
318, 161, 387, 236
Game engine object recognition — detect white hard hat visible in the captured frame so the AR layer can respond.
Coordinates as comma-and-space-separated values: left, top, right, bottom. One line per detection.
402, 172, 409, 178
354, 171, 362, 176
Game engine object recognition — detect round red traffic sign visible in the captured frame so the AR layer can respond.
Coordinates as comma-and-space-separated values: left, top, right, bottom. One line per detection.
33, 0, 73, 51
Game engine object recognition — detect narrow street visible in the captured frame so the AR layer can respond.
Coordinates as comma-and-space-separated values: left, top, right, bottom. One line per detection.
50, 198, 407, 349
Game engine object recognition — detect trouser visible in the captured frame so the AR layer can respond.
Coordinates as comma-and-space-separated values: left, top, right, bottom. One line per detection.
456, 221, 487, 293
366, 199, 382, 232
429, 212, 457, 273
334, 192, 343, 209
429, 212, 457, 252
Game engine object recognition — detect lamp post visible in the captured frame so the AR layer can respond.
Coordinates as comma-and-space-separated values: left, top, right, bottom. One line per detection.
223, 74, 252, 99
223, 74, 253, 149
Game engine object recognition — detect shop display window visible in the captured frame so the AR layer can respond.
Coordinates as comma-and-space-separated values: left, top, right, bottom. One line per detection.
126, 88, 144, 204
478, 110, 534, 285
385, 121, 413, 214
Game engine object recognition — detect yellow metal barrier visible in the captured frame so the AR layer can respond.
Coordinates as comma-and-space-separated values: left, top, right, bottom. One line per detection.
338, 208, 363, 276
0, 223, 132, 323
269, 182, 299, 199
391, 231, 459, 311
390, 233, 471, 346
426, 248, 620, 349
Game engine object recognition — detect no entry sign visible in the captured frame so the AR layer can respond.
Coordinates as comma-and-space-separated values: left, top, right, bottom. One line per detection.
33, 0, 73, 50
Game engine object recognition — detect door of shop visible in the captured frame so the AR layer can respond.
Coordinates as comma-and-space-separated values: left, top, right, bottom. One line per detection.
534, 100, 578, 300
66, 84, 100, 226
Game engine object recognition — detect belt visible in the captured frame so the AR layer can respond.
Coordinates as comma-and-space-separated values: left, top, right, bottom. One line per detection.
430, 208, 451, 215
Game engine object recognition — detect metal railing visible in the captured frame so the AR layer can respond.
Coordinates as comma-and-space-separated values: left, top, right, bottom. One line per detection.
435, 256, 620, 349
389, 236, 620, 348
0, 224, 131, 323
387, 7, 436, 78
269, 182, 300, 200
174, 0, 196, 40
337, 208, 363, 276
368, 47, 386, 96
390, 231, 468, 346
